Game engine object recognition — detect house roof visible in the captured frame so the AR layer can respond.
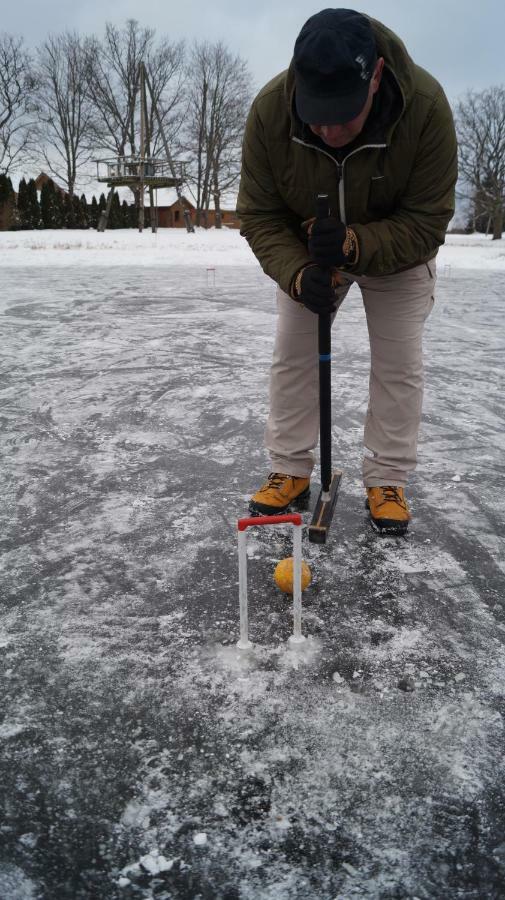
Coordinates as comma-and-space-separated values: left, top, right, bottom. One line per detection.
34, 172, 68, 196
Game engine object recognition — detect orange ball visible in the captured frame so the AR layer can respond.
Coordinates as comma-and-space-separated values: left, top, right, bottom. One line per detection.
274, 557, 312, 594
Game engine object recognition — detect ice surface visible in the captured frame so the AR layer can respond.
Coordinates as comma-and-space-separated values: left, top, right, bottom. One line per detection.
1, 236, 505, 898
0, 865, 38, 899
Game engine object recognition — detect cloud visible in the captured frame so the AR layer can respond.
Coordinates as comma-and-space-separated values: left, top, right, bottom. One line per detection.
4, 0, 504, 102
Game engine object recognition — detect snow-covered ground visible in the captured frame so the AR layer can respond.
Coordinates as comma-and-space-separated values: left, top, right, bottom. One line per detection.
0, 226, 504, 270
1, 232, 505, 899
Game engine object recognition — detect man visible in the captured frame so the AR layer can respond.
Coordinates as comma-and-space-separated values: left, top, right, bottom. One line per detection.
237, 8, 457, 535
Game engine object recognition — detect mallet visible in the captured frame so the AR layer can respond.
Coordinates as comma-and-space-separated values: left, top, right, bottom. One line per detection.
308, 193, 343, 544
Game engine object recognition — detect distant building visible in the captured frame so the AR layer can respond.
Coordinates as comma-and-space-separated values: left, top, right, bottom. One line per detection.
0, 200, 14, 231
34, 172, 68, 197
157, 197, 239, 229
0, 179, 18, 230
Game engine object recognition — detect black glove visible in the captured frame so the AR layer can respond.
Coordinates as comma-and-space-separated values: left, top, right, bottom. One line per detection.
308, 216, 349, 268
297, 265, 336, 316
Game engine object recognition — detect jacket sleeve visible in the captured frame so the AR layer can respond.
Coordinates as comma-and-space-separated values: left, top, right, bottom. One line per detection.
350, 89, 458, 274
237, 100, 311, 296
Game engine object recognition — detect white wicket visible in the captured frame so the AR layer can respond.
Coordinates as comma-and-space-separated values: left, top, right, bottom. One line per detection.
236, 514, 307, 650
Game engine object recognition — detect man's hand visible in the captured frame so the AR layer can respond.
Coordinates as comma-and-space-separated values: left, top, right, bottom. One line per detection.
308, 217, 358, 268
296, 265, 336, 315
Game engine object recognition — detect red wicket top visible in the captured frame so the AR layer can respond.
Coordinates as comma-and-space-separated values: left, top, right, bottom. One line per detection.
237, 514, 302, 531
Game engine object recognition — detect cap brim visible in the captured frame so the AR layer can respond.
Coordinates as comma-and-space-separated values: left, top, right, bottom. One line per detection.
295, 79, 370, 125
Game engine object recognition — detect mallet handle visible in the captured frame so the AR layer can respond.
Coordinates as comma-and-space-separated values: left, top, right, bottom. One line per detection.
315, 192, 332, 495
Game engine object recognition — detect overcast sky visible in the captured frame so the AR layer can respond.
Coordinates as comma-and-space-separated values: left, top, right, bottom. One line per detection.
3, 0, 505, 105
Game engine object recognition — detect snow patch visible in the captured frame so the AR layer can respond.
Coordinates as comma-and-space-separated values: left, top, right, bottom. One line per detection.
121, 848, 175, 877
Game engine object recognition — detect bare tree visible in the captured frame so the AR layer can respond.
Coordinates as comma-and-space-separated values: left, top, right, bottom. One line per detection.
85, 20, 185, 158
183, 42, 253, 227
34, 32, 95, 198
455, 86, 505, 240
146, 35, 186, 159
0, 33, 36, 175
209, 52, 252, 227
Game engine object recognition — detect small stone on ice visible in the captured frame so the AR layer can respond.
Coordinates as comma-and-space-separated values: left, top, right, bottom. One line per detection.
193, 832, 208, 846
492, 842, 505, 863
398, 675, 415, 692
342, 861, 358, 876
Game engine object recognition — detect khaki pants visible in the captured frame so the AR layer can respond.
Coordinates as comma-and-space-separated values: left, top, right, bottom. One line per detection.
265, 261, 436, 487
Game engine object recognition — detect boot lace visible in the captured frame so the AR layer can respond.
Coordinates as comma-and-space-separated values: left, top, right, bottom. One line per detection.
259, 472, 290, 494
376, 486, 405, 508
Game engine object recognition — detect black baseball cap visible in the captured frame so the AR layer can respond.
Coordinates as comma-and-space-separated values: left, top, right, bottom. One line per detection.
294, 9, 377, 125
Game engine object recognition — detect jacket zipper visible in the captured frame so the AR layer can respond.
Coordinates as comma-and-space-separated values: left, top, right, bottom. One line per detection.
291, 136, 387, 224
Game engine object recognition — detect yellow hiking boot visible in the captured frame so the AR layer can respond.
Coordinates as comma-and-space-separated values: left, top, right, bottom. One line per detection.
249, 473, 311, 515
366, 486, 411, 535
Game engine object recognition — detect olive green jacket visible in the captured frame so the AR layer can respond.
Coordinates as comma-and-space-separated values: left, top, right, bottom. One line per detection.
237, 17, 458, 295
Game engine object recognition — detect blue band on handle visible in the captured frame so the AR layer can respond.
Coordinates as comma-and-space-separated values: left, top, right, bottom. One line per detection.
319, 353, 332, 362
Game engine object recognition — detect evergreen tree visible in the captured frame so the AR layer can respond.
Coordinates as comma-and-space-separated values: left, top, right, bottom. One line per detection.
64, 194, 75, 228
129, 203, 138, 228
16, 177, 41, 229
0, 174, 14, 204
96, 192, 107, 230
72, 195, 82, 228
89, 195, 99, 229
40, 179, 57, 228
53, 188, 65, 228
109, 192, 121, 229
17, 178, 29, 229
68, 194, 87, 229
26, 179, 41, 229
121, 200, 130, 228
0, 174, 15, 230
79, 194, 89, 229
